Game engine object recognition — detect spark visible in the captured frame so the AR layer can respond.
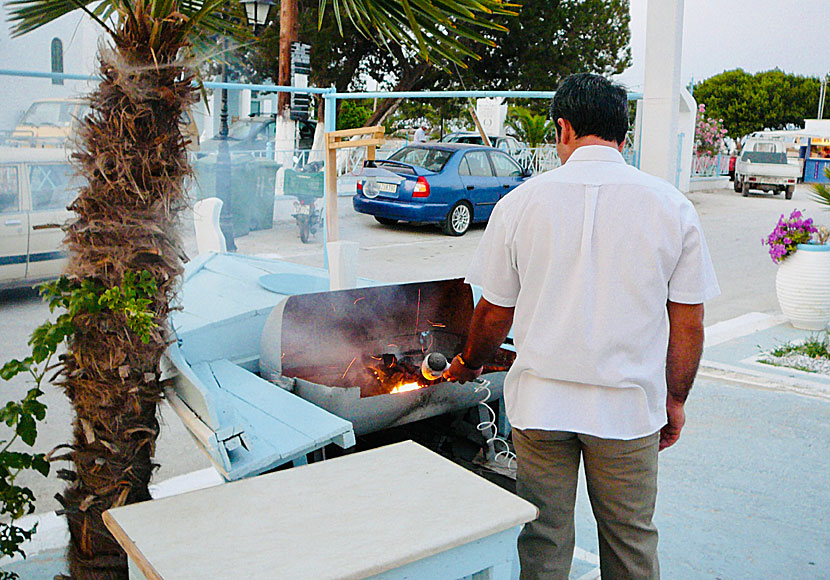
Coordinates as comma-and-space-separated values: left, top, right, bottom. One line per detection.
353, 297, 365, 305
387, 343, 399, 349
341, 356, 357, 379
332, 304, 337, 313
428, 320, 446, 328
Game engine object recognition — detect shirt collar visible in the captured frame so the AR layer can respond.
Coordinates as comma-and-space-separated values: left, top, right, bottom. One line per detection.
565, 145, 626, 164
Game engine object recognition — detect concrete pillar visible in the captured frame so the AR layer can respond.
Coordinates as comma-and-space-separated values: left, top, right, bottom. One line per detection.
639, 0, 684, 185
275, 114, 296, 168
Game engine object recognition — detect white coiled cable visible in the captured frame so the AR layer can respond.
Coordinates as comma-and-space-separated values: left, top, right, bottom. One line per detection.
473, 378, 516, 470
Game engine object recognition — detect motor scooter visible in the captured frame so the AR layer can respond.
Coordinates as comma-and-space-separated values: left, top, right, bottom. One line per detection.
286, 163, 324, 243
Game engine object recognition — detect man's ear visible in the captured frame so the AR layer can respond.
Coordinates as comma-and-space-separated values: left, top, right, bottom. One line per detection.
556, 118, 574, 144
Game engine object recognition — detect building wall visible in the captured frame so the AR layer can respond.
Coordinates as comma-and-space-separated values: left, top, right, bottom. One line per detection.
0, 9, 100, 130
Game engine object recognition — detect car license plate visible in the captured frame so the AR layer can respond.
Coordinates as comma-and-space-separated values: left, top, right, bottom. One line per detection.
377, 181, 397, 194
295, 204, 312, 215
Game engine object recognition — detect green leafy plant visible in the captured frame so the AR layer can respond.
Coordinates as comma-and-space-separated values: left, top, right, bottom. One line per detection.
337, 100, 372, 131
0, 272, 157, 577
759, 331, 830, 373
506, 106, 553, 148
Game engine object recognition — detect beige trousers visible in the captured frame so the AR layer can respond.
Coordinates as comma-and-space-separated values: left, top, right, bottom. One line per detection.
513, 429, 660, 580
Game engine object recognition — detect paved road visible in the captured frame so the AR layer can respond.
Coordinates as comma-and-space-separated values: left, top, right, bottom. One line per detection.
0, 182, 825, 514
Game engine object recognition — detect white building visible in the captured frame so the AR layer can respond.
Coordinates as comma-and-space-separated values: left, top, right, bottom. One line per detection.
0, 8, 100, 131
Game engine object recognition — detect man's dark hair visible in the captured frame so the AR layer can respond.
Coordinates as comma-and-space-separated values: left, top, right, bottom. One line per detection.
549, 73, 629, 144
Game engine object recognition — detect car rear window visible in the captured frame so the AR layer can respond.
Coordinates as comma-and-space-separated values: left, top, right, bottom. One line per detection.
741, 151, 788, 164
388, 147, 453, 172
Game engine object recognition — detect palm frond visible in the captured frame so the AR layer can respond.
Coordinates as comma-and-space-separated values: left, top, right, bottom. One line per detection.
318, 0, 518, 66
809, 167, 830, 210
5, 0, 115, 36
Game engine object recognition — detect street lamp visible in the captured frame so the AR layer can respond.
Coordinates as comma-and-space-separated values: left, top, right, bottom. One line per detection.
216, 0, 276, 251
240, 0, 276, 31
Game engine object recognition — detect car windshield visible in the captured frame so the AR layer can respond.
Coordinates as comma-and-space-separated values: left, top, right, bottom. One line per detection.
388, 147, 453, 172
226, 121, 263, 141
742, 151, 788, 164
21, 101, 78, 127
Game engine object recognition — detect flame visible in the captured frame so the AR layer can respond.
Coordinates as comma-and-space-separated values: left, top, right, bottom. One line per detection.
390, 381, 423, 394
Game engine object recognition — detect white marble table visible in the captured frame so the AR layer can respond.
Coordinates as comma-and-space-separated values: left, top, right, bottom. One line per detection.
103, 441, 537, 580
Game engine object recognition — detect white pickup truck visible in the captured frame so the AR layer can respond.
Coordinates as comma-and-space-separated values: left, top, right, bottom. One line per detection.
734, 138, 801, 199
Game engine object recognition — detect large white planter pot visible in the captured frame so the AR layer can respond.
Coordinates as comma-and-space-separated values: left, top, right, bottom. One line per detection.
775, 243, 830, 330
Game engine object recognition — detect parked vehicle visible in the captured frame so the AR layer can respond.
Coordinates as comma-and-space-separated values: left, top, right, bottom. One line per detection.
9, 99, 89, 148
439, 131, 532, 168
9, 98, 199, 150
197, 116, 316, 159
0, 147, 78, 290
284, 164, 324, 243
352, 143, 530, 236
734, 138, 801, 199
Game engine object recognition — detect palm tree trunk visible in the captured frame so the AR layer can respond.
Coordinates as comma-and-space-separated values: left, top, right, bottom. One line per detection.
57, 12, 194, 580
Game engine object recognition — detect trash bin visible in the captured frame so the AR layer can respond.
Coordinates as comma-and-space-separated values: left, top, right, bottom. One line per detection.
192, 154, 281, 236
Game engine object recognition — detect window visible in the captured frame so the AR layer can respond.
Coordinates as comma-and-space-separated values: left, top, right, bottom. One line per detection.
490, 152, 523, 177
388, 147, 453, 172
462, 151, 493, 177
29, 164, 78, 210
0, 167, 20, 214
51, 38, 64, 85
741, 151, 787, 164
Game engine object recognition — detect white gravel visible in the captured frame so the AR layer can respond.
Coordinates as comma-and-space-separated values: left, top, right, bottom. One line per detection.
759, 353, 830, 376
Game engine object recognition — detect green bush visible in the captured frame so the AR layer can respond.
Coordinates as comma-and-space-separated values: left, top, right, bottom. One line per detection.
337, 101, 372, 131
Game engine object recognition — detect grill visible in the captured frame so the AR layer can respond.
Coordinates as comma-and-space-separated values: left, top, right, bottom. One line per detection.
259, 278, 515, 435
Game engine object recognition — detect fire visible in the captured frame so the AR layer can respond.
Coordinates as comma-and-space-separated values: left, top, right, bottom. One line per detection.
390, 381, 423, 394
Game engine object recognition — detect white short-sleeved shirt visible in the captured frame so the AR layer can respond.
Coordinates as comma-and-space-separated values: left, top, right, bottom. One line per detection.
466, 145, 720, 439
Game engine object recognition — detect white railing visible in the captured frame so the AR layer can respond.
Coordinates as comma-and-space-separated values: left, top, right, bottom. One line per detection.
692, 153, 730, 177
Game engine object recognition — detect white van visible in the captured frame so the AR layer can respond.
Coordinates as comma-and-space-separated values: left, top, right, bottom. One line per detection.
734, 137, 801, 199
0, 147, 78, 290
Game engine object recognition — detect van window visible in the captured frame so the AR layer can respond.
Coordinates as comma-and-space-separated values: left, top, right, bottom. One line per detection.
0, 167, 20, 214
741, 151, 788, 164
29, 164, 77, 210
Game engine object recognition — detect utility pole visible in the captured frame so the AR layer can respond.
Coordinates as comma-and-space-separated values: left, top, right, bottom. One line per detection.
278, 0, 298, 114
819, 75, 827, 120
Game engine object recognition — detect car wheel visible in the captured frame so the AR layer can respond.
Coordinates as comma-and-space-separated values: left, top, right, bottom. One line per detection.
733, 176, 741, 193
374, 217, 398, 226
785, 185, 794, 200
443, 201, 472, 236
742, 180, 750, 197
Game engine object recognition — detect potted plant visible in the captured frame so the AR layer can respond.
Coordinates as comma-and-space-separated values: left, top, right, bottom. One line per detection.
764, 209, 830, 329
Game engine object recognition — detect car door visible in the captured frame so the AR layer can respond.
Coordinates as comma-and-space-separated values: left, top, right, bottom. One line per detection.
25, 162, 76, 281
0, 164, 28, 284
489, 151, 525, 198
458, 150, 501, 221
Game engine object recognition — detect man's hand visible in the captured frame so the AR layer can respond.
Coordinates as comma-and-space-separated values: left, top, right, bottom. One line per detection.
660, 396, 686, 451
443, 298, 514, 384
443, 355, 483, 384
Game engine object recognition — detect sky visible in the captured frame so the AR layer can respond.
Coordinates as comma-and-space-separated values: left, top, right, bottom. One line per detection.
614, 0, 830, 92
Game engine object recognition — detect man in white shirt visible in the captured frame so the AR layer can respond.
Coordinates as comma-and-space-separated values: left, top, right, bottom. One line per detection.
413, 124, 427, 143
444, 73, 720, 580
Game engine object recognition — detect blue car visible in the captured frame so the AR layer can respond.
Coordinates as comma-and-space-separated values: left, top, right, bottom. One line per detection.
353, 143, 531, 235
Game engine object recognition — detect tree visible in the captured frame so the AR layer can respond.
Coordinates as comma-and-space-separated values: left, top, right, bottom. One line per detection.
506, 106, 555, 147
693, 69, 830, 139
366, 0, 633, 124
244, 0, 633, 127
6, 0, 514, 578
